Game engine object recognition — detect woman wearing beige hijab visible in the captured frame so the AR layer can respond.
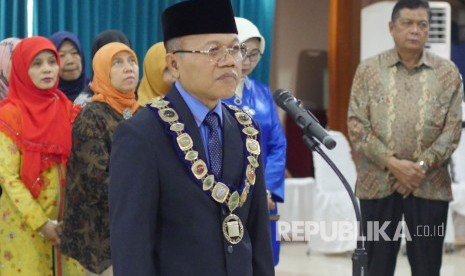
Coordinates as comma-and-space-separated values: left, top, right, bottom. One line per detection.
60, 42, 139, 276
0, 37, 21, 100
137, 42, 175, 105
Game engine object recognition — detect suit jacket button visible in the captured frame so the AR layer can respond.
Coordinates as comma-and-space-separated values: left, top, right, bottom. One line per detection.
227, 245, 234, 254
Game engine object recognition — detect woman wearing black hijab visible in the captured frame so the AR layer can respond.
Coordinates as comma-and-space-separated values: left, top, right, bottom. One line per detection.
90, 29, 132, 62
74, 29, 132, 106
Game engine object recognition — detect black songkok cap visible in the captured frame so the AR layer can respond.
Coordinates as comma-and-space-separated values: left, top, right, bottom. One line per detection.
162, 0, 238, 43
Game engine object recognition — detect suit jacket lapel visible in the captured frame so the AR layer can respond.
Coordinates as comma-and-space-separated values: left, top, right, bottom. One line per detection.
166, 87, 207, 162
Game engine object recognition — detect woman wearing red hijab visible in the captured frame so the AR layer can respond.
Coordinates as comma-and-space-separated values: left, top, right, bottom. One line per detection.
0, 36, 84, 275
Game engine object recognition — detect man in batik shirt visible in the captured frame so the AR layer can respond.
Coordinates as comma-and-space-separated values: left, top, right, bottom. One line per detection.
347, 1, 462, 276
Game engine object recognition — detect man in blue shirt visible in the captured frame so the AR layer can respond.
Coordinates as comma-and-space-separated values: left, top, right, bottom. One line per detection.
108, 0, 274, 275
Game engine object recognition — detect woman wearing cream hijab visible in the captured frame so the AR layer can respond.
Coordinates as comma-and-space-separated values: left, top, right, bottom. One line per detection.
0, 37, 21, 100
137, 42, 175, 105
61, 42, 139, 276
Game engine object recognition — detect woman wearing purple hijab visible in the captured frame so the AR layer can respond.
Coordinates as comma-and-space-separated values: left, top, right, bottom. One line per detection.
0, 37, 21, 101
50, 31, 89, 102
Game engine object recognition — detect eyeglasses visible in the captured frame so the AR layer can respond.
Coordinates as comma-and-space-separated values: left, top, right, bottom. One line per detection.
244, 49, 262, 63
172, 44, 248, 64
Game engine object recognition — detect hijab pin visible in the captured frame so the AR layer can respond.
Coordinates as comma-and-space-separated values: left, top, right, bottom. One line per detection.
123, 107, 133, 120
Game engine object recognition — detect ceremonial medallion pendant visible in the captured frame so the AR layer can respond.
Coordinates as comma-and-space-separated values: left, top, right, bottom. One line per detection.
222, 214, 244, 244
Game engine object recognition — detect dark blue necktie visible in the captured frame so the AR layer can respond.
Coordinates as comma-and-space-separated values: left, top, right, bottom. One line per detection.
204, 112, 222, 178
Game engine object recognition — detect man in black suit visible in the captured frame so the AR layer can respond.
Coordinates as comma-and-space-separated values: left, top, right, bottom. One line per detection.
108, 0, 275, 275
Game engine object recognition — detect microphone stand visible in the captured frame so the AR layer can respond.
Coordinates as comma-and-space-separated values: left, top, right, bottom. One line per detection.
302, 134, 367, 276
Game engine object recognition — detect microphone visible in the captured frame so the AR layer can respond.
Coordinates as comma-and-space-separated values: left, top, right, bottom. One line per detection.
273, 89, 336, 150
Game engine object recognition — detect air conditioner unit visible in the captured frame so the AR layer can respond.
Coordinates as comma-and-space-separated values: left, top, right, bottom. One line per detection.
361, 1, 451, 61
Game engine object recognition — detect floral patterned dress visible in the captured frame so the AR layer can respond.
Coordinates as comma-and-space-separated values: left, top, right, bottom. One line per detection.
0, 131, 84, 275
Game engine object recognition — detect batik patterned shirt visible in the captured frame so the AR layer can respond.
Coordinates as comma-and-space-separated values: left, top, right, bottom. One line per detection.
60, 101, 131, 273
348, 49, 463, 201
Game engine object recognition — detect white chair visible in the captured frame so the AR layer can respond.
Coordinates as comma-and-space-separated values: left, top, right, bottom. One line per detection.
279, 177, 316, 239
308, 130, 357, 253
280, 177, 316, 222
449, 121, 465, 247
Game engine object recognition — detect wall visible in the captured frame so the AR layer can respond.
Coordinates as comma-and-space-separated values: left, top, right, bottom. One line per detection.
270, 0, 329, 94
271, 0, 330, 177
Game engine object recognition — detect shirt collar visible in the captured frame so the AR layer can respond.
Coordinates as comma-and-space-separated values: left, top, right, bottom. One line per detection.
175, 81, 223, 127
385, 48, 433, 69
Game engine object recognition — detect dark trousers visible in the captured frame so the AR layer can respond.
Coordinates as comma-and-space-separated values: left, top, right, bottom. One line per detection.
360, 193, 449, 276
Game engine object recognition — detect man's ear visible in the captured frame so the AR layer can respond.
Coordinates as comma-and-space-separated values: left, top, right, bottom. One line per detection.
166, 53, 180, 79
388, 21, 394, 34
